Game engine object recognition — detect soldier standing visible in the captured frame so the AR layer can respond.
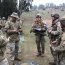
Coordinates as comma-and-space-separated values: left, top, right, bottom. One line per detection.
5, 12, 22, 63
48, 13, 62, 65
0, 24, 9, 65
53, 33, 65, 65
30, 14, 47, 57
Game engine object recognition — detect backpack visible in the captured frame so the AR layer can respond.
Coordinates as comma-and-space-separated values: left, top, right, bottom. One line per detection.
60, 18, 65, 31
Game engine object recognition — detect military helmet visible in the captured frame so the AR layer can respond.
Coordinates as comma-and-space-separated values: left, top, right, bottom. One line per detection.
36, 14, 41, 18
51, 13, 59, 19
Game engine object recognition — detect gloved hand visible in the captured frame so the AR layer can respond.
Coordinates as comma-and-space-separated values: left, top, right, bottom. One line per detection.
30, 28, 35, 33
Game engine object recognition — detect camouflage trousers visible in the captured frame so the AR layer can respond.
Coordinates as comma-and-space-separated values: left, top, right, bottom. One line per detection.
0, 58, 9, 65
6, 41, 19, 65
50, 47, 60, 65
15, 41, 19, 58
35, 34, 45, 54
60, 58, 65, 65
5, 42, 15, 65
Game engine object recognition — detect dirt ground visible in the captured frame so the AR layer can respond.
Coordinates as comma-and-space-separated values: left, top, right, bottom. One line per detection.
19, 16, 53, 65
17, 9, 65, 65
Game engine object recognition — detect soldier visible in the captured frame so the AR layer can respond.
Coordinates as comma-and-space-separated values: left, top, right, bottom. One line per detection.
5, 12, 22, 62
1, 17, 6, 34
52, 33, 65, 65
48, 13, 62, 65
30, 14, 47, 57
0, 24, 9, 65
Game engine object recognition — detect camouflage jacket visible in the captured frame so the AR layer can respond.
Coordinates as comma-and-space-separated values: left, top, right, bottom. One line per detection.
51, 19, 62, 34
0, 30, 8, 61
52, 32, 65, 61
54, 33, 65, 52
52, 43, 65, 52
48, 19, 62, 41
31, 21, 47, 35
52, 42, 65, 63
5, 20, 22, 42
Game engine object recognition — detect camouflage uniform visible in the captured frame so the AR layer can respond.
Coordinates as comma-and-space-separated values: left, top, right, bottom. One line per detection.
48, 14, 62, 65
0, 29, 9, 65
50, 19, 62, 45
52, 33, 65, 65
31, 20, 46, 56
5, 15, 22, 62
1, 17, 6, 34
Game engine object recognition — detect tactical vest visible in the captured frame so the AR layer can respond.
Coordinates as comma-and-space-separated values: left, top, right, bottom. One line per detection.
51, 22, 61, 46
52, 22, 57, 31
6, 21, 20, 42
51, 22, 58, 39
33, 22, 46, 35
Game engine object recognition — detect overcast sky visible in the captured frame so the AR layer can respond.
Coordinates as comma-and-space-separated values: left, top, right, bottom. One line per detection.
32, 0, 65, 6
